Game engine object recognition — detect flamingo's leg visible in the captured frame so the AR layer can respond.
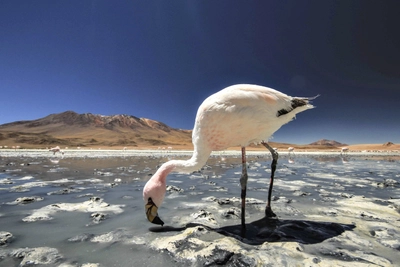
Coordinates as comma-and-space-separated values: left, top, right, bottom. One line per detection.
240, 147, 248, 229
262, 142, 278, 218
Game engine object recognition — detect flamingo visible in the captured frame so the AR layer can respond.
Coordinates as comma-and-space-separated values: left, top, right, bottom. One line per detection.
143, 84, 317, 228
288, 146, 295, 156
49, 146, 63, 155
341, 147, 349, 155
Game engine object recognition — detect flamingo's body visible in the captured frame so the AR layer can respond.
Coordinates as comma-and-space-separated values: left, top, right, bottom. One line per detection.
143, 84, 316, 227
49, 146, 63, 155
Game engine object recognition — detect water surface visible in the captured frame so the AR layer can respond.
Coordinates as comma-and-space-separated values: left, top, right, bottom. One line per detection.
1, 152, 399, 266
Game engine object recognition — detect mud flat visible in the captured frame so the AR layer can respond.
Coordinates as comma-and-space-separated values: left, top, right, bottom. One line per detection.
0, 151, 399, 266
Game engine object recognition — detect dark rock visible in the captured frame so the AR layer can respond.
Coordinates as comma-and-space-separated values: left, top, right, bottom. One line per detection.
293, 190, 311, 196
47, 188, 81, 195
0, 231, 13, 246
9, 185, 30, 192
359, 211, 383, 221
90, 228, 134, 243
67, 233, 95, 242
340, 193, 354, 198
90, 212, 107, 224
7, 196, 44, 205
166, 185, 184, 193
90, 196, 102, 202
8, 247, 62, 266
221, 207, 241, 219
217, 198, 232, 205
377, 179, 399, 188
0, 178, 13, 184
202, 247, 255, 267
317, 247, 370, 263
191, 209, 218, 227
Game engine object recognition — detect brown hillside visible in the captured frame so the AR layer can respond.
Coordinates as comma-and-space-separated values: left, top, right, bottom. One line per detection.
309, 139, 348, 147
0, 111, 192, 149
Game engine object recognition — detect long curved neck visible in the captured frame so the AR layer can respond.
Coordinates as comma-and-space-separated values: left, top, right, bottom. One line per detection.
168, 147, 212, 174
143, 148, 211, 208
155, 147, 211, 179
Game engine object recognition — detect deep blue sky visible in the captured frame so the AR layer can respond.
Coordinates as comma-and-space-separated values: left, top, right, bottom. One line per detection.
1, 1, 400, 144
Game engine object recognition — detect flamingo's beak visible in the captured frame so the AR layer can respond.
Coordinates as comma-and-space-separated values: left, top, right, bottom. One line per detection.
145, 198, 164, 226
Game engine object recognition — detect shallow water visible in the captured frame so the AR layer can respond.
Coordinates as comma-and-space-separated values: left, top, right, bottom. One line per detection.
1, 152, 399, 266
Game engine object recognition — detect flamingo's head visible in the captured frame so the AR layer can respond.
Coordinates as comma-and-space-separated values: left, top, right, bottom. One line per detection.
143, 171, 168, 226
144, 197, 164, 226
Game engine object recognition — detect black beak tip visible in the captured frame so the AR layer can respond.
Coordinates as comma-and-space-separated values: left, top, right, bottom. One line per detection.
151, 216, 164, 226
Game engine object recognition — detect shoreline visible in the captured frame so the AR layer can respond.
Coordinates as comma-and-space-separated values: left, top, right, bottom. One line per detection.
1, 148, 400, 158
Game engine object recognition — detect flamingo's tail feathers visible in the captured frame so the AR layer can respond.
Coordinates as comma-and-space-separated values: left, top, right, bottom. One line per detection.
306, 94, 320, 101
277, 94, 319, 117
294, 94, 319, 107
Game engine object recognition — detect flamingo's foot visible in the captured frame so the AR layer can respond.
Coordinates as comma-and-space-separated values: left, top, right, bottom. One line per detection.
265, 206, 277, 218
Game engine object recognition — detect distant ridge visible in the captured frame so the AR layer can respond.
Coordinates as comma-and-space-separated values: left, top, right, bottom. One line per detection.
309, 139, 348, 147
2, 111, 395, 151
0, 111, 192, 148
3, 111, 177, 131
383, 142, 394, 146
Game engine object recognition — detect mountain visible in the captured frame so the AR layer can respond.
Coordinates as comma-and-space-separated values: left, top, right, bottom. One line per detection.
383, 142, 394, 146
0, 111, 192, 148
309, 139, 348, 147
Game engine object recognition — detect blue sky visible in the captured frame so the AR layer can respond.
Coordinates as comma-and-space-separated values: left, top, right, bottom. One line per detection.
1, 1, 400, 144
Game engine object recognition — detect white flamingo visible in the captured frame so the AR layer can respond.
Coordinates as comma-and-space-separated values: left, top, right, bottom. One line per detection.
143, 84, 317, 228
288, 146, 295, 156
49, 146, 63, 155
341, 147, 349, 155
